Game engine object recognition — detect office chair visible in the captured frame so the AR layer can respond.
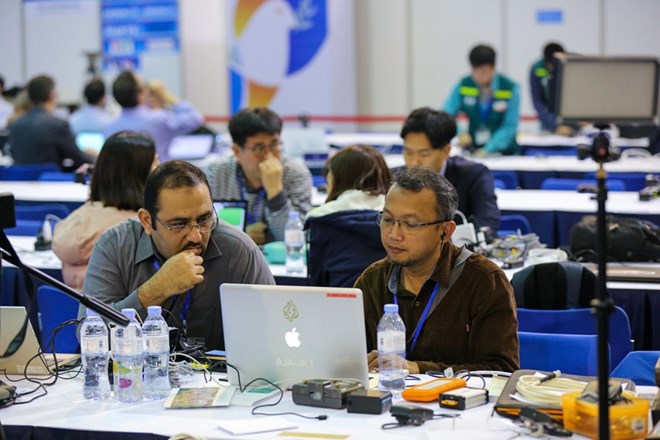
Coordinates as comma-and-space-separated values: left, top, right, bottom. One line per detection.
540, 178, 627, 192
517, 307, 632, 370
0, 163, 60, 181
4, 220, 42, 236
518, 331, 602, 376
492, 170, 519, 189
37, 285, 80, 354
511, 261, 599, 309
37, 171, 76, 182
611, 351, 660, 385
15, 204, 70, 222
305, 210, 385, 288
524, 148, 574, 157
494, 179, 506, 190
583, 172, 647, 191
498, 214, 532, 237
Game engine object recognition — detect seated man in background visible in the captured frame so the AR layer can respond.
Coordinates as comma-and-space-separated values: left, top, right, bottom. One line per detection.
529, 42, 574, 136
8, 75, 95, 170
356, 167, 519, 373
206, 107, 312, 244
80, 160, 275, 350
443, 44, 520, 155
105, 71, 203, 161
69, 77, 115, 134
401, 107, 500, 232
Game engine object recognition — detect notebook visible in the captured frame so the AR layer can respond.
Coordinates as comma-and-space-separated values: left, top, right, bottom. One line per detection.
168, 134, 214, 160
213, 200, 248, 232
0, 307, 79, 376
220, 284, 369, 389
76, 131, 105, 154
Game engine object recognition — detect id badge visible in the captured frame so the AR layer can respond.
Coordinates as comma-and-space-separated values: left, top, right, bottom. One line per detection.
475, 127, 491, 145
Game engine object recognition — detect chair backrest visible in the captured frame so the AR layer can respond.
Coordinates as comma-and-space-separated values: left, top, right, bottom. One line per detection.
524, 148, 574, 157
540, 178, 627, 192
4, 219, 42, 236
0, 163, 60, 181
610, 351, 660, 386
583, 172, 648, 191
491, 170, 519, 189
305, 210, 385, 288
518, 331, 602, 376
498, 214, 532, 236
36, 285, 80, 353
15, 204, 70, 222
37, 171, 76, 182
517, 306, 632, 369
494, 179, 506, 190
511, 261, 599, 309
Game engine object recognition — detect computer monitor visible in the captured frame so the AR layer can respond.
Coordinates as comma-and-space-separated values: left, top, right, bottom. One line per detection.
554, 55, 659, 125
213, 200, 248, 232
168, 134, 215, 160
76, 131, 105, 154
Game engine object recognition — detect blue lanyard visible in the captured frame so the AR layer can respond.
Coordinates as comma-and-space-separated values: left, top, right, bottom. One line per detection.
236, 169, 265, 224
152, 258, 192, 332
478, 97, 493, 122
393, 282, 441, 354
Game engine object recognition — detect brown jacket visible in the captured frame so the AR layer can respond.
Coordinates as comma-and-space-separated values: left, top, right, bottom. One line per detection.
355, 242, 519, 373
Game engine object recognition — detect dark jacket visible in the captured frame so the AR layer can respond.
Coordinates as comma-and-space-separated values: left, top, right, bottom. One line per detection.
9, 108, 94, 171
305, 210, 385, 288
445, 156, 500, 232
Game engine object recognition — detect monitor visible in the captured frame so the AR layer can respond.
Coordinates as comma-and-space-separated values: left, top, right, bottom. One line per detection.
75, 131, 105, 154
168, 134, 215, 160
213, 200, 248, 232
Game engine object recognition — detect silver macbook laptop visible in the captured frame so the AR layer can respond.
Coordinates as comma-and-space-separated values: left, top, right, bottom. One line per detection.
220, 284, 369, 388
168, 134, 214, 160
0, 307, 79, 376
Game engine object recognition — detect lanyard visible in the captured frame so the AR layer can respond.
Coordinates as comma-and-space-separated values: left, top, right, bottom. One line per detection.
236, 168, 265, 224
478, 97, 493, 122
152, 258, 192, 332
393, 282, 441, 355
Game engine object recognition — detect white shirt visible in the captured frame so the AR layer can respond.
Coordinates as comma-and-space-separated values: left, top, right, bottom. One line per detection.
0, 97, 14, 129
306, 189, 385, 219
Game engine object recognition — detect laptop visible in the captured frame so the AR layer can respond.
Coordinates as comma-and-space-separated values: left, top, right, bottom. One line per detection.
76, 131, 105, 154
213, 200, 248, 232
168, 134, 215, 160
0, 307, 79, 376
220, 284, 369, 388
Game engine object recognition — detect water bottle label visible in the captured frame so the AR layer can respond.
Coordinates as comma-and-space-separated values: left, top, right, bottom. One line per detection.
378, 330, 405, 354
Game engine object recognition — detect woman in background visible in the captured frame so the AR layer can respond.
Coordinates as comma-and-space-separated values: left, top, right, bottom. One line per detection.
306, 144, 392, 218
52, 131, 158, 289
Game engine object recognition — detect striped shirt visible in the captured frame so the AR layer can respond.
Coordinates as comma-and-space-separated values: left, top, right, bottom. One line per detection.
206, 156, 313, 242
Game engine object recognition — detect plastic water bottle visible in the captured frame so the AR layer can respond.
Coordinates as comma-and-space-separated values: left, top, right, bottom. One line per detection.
285, 211, 305, 273
377, 304, 407, 395
111, 308, 143, 403
142, 306, 171, 400
80, 309, 111, 400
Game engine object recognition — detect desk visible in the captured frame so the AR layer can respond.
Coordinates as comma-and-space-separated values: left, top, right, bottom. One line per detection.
0, 373, 601, 440
0, 181, 88, 211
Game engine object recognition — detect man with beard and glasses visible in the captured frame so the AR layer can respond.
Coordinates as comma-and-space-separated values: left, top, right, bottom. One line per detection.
79, 161, 274, 350
355, 167, 518, 374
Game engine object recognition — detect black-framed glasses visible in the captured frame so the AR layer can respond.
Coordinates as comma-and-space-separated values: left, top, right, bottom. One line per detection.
242, 140, 283, 155
376, 212, 446, 233
151, 212, 218, 235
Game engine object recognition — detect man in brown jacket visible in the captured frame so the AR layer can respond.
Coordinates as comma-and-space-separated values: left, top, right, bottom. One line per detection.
356, 167, 519, 374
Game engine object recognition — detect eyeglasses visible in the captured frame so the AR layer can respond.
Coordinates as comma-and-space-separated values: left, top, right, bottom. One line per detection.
151, 213, 218, 234
377, 212, 447, 233
242, 140, 283, 155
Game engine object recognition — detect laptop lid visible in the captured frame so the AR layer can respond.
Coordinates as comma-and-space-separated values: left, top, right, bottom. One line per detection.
76, 131, 105, 154
220, 284, 369, 388
168, 134, 214, 160
0, 307, 51, 376
213, 200, 248, 232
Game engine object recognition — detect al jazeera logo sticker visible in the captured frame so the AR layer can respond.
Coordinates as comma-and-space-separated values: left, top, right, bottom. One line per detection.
283, 300, 299, 322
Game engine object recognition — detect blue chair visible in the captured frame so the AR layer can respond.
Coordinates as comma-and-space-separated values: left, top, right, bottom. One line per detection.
524, 148, 575, 157
0, 163, 59, 181
38, 171, 76, 182
15, 204, 70, 222
494, 179, 506, 190
519, 331, 602, 376
498, 214, 532, 237
584, 172, 648, 191
37, 285, 80, 353
4, 219, 42, 236
540, 178, 627, 192
492, 171, 519, 189
611, 351, 660, 385
517, 307, 632, 370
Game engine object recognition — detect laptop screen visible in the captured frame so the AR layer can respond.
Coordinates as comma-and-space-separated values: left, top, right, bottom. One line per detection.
213, 200, 248, 232
220, 284, 369, 388
168, 134, 214, 160
76, 131, 105, 154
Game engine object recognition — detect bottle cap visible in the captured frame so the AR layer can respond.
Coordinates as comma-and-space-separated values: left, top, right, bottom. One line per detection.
147, 305, 162, 315
86, 309, 98, 317
121, 308, 136, 319
384, 304, 399, 314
